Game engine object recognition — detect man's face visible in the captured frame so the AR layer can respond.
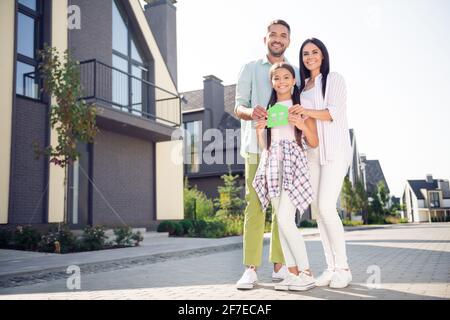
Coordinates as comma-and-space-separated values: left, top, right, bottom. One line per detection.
264, 24, 290, 58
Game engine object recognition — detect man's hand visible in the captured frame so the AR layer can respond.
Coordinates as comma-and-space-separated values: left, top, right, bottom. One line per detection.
289, 104, 309, 117
251, 105, 268, 120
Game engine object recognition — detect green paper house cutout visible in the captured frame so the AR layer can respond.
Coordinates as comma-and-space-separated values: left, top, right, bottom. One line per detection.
267, 103, 289, 128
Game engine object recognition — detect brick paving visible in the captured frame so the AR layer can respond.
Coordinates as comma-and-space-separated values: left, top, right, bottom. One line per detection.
0, 223, 449, 300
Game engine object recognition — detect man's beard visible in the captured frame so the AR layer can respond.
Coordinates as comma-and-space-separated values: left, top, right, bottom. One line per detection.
268, 44, 286, 57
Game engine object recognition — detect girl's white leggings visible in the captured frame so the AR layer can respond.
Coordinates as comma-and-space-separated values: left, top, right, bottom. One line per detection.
307, 147, 350, 270
271, 162, 310, 271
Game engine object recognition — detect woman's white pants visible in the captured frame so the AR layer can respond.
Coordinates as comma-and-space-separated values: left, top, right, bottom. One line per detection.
307, 147, 350, 270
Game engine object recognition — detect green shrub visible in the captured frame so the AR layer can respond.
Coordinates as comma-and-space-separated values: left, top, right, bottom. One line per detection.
179, 219, 194, 235
218, 215, 243, 236
342, 219, 364, 227
368, 213, 385, 225
0, 229, 13, 248
384, 215, 402, 224
80, 225, 107, 251
113, 226, 144, 246
113, 226, 134, 246
157, 221, 177, 233
184, 179, 214, 220
38, 224, 77, 253
200, 220, 227, 238
131, 231, 144, 246
13, 226, 42, 251
187, 219, 207, 237
299, 219, 318, 228
400, 218, 409, 223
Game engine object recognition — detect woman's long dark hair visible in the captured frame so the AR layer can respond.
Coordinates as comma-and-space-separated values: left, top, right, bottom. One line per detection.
266, 62, 303, 149
299, 38, 330, 98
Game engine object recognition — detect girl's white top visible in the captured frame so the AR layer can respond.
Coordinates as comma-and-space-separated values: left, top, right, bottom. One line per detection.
270, 99, 296, 143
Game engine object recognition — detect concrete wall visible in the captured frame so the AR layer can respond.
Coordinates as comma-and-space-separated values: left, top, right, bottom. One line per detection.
156, 140, 184, 220
0, 0, 15, 224
92, 129, 155, 227
48, 0, 69, 223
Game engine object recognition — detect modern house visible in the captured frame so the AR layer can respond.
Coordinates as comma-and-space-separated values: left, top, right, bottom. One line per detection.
0, 0, 184, 230
402, 175, 450, 222
182, 77, 244, 200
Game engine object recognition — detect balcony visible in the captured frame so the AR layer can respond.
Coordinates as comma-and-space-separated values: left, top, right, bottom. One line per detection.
78, 59, 181, 141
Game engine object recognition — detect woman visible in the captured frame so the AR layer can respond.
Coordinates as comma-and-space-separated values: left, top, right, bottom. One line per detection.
290, 38, 353, 288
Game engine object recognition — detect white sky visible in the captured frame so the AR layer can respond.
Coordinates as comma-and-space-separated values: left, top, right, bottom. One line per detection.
145, 0, 450, 197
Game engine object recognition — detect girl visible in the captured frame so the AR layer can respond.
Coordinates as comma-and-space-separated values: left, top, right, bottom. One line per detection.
253, 62, 318, 291
290, 38, 353, 289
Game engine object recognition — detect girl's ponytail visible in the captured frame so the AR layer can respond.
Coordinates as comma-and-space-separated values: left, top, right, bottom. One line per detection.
292, 84, 304, 149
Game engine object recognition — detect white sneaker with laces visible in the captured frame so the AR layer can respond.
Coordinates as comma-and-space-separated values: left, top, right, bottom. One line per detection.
272, 265, 288, 282
236, 268, 258, 290
329, 269, 352, 289
315, 269, 335, 287
288, 272, 316, 291
274, 273, 298, 291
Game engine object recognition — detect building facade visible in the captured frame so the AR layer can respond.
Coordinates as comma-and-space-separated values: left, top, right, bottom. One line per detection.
402, 175, 450, 223
0, 0, 184, 230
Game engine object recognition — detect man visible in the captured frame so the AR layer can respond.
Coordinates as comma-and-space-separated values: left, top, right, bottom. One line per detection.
234, 19, 300, 289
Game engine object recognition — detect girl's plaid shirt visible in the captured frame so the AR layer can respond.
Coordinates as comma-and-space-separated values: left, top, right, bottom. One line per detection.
252, 139, 314, 214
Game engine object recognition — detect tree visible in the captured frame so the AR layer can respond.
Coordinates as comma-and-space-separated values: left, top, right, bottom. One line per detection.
377, 182, 389, 214
214, 166, 245, 217
354, 181, 369, 224
35, 46, 98, 224
341, 176, 357, 220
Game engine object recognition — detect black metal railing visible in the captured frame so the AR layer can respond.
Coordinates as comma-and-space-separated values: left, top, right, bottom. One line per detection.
79, 59, 181, 127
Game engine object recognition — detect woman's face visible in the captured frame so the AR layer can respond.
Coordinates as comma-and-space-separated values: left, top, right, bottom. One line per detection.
271, 67, 296, 96
302, 42, 323, 73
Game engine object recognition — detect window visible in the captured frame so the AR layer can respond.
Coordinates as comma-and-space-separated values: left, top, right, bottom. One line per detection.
16, 0, 42, 99
429, 191, 440, 208
184, 121, 201, 173
112, 0, 148, 115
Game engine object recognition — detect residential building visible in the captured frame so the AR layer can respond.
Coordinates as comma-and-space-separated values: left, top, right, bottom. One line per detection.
182, 78, 244, 200
0, 0, 183, 230
402, 175, 450, 222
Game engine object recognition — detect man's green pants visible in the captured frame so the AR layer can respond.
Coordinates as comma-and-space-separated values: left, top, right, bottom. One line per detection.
243, 153, 285, 267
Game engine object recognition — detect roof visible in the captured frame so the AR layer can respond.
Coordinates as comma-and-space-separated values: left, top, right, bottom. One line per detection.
365, 160, 390, 195
407, 179, 450, 200
181, 84, 238, 119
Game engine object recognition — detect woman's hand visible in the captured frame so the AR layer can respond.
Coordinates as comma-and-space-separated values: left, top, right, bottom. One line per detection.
289, 104, 307, 115
288, 114, 307, 130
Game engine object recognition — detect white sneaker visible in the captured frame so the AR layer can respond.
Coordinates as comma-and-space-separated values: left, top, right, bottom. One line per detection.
272, 265, 288, 282
315, 269, 335, 287
329, 269, 352, 289
288, 272, 316, 291
274, 273, 298, 291
236, 268, 258, 290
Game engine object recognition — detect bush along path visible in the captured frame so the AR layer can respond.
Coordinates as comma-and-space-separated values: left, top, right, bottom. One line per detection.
0, 224, 143, 254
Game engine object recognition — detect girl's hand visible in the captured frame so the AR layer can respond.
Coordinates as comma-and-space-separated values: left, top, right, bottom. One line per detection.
288, 114, 306, 130
255, 118, 267, 133
289, 104, 310, 117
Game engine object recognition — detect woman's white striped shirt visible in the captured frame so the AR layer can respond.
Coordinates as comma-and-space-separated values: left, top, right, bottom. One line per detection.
303, 72, 352, 166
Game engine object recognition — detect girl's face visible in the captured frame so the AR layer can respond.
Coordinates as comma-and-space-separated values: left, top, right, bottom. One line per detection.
271, 67, 296, 96
302, 42, 324, 73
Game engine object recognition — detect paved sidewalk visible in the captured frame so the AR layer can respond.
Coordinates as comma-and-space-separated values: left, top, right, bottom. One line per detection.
0, 224, 392, 283
0, 223, 449, 300
0, 226, 323, 287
